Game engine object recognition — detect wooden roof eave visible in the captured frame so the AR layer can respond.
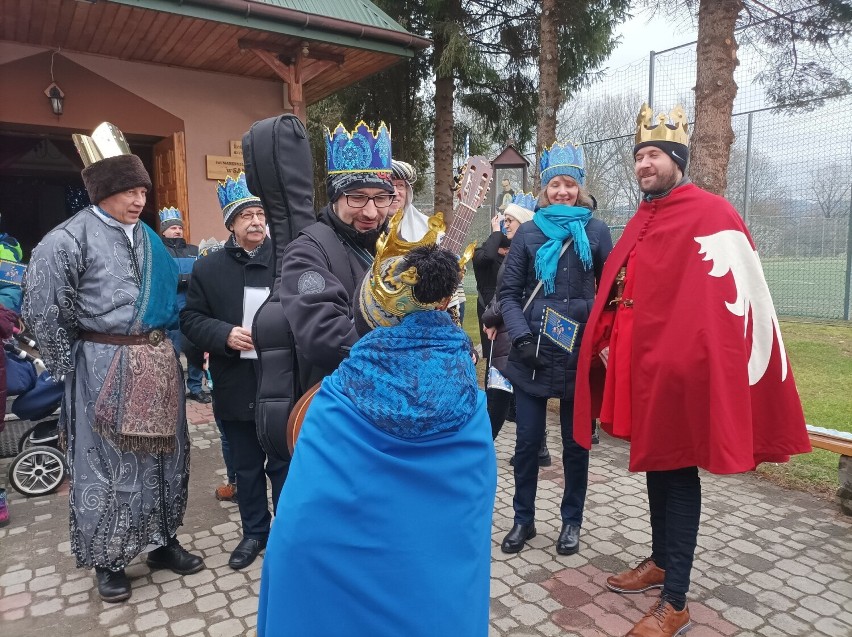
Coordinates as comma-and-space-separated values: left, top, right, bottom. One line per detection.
106, 0, 431, 58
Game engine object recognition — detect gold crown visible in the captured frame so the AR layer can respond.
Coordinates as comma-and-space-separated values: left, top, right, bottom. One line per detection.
635, 103, 689, 146
358, 210, 470, 329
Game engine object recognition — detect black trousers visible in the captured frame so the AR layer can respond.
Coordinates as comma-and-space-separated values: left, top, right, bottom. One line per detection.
512, 388, 588, 526
219, 419, 288, 540
647, 467, 701, 606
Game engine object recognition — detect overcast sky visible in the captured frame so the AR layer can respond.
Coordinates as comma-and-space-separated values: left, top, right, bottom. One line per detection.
605, 6, 699, 70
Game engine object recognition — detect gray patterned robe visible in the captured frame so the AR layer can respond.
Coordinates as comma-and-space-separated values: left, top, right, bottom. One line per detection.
23, 206, 189, 570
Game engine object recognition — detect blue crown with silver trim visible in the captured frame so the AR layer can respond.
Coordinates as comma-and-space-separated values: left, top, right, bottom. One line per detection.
539, 140, 585, 186
217, 172, 262, 226
512, 192, 537, 212
158, 206, 182, 226
325, 121, 392, 176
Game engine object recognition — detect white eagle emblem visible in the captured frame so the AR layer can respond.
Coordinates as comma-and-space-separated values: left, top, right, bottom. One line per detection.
694, 230, 787, 385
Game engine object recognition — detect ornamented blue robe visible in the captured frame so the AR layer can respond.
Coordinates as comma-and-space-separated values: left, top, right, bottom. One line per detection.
257, 311, 496, 637
22, 206, 187, 570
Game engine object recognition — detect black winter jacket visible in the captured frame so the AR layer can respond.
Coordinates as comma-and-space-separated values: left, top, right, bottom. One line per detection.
500, 218, 612, 399
279, 207, 375, 390
180, 238, 274, 421
481, 260, 511, 373
472, 230, 509, 311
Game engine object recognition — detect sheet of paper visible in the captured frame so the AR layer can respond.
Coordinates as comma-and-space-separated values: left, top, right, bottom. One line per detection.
240, 286, 270, 359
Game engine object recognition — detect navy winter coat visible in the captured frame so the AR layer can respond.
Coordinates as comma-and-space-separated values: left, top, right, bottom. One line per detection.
499, 218, 613, 399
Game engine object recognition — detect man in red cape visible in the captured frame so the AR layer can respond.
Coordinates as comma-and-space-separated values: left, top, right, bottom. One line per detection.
573, 104, 811, 637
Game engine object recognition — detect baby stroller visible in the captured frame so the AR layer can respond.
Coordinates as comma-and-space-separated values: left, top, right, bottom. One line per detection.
5, 340, 66, 497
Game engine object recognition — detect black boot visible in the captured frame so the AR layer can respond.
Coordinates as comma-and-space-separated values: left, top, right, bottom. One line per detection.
229, 537, 267, 570
500, 523, 536, 554
556, 523, 581, 555
146, 537, 205, 575
95, 567, 131, 603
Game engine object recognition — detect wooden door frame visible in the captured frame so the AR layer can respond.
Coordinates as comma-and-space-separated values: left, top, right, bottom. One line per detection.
153, 131, 191, 241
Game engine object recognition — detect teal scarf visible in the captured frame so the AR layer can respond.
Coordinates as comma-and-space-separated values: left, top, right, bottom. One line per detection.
94, 207, 179, 330
136, 223, 179, 330
533, 204, 593, 295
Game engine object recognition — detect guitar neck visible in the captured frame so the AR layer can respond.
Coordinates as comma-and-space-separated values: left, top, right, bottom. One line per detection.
442, 202, 477, 256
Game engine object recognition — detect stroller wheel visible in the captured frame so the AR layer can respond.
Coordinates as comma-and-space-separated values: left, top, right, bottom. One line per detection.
8, 446, 67, 497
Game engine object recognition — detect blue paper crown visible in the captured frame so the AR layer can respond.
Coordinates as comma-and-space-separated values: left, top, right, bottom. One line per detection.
539, 141, 585, 186
511, 192, 537, 213
217, 172, 262, 225
158, 206, 182, 225
325, 121, 392, 176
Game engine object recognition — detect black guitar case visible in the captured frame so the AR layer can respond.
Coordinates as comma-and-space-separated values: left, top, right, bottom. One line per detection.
242, 114, 316, 461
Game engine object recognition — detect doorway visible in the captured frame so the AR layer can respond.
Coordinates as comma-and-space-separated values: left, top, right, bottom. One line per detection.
0, 128, 158, 259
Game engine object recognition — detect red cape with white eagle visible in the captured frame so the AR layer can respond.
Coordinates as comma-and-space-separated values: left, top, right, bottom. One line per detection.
574, 182, 811, 474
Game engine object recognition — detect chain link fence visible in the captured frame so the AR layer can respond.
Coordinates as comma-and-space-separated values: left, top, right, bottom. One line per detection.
563, 26, 852, 321
414, 20, 852, 317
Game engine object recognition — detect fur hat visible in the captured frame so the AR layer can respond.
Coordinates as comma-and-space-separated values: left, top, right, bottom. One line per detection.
81, 155, 152, 205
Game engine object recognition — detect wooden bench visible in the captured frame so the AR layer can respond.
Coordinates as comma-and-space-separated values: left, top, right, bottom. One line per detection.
806, 425, 852, 516
807, 425, 852, 456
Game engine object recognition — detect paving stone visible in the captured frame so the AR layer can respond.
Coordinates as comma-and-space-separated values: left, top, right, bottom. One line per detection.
1, 411, 850, 637
29, 598, 63, 616
208, 618, 244, 637
172, 617, 206, 636
0, 592, 31, 612
196, 592, 228, 613
161, 587, 195, 608
29, 574, 62, 592
0, 568, 33, 587
134, 609, 169, 631
721, 606, 763, 630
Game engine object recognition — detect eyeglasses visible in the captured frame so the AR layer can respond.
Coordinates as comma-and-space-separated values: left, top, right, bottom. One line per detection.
238, 210, 266, 221
343, 193, 395, 209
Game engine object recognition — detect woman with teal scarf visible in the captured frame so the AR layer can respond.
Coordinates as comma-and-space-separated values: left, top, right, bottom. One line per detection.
497, 140, 613, 556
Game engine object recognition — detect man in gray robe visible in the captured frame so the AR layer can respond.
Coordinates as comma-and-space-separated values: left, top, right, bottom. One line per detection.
23, 146, 204, 603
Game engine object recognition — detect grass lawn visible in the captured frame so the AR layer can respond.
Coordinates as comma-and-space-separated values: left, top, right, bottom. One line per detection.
758, 319, 852, 495
464, 295, 852, 496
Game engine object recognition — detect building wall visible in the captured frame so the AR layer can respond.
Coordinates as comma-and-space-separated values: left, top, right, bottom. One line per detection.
0, 42, 286, 242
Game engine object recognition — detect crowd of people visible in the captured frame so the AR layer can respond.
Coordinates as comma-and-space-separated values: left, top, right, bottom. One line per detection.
15, 103, 812, 637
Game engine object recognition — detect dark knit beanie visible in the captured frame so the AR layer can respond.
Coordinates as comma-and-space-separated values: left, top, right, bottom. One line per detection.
633, 140, 689, 174
326, 171, 393, 203
81, 155, 152, 205
160, 218, 183, 231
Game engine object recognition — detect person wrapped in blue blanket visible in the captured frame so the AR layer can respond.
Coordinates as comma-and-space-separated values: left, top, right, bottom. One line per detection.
257, 242, 497, 637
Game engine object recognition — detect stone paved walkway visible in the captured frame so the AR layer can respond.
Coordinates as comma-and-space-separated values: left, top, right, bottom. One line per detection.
1, 400, 850, 637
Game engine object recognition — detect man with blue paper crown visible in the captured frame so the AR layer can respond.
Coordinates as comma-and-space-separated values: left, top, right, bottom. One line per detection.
181, 173, 286, 571
22, 123, 204, 604
279, 121, 396, 392
158, 207, 209, 405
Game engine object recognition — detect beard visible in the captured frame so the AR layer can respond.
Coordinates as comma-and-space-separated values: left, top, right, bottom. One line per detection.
637, 165, 681, 195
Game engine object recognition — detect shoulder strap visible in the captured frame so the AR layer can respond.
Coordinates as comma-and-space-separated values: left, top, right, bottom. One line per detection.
300, 223, 358, 296
521, 238, 573, 312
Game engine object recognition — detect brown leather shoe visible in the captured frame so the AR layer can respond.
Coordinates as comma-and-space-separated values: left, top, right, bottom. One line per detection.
215, 483, 237, 502
626, 599, 691, 637
606, 557, 665, 593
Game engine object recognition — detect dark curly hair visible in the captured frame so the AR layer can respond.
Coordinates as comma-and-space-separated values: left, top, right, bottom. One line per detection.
403, 244, 461, 304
